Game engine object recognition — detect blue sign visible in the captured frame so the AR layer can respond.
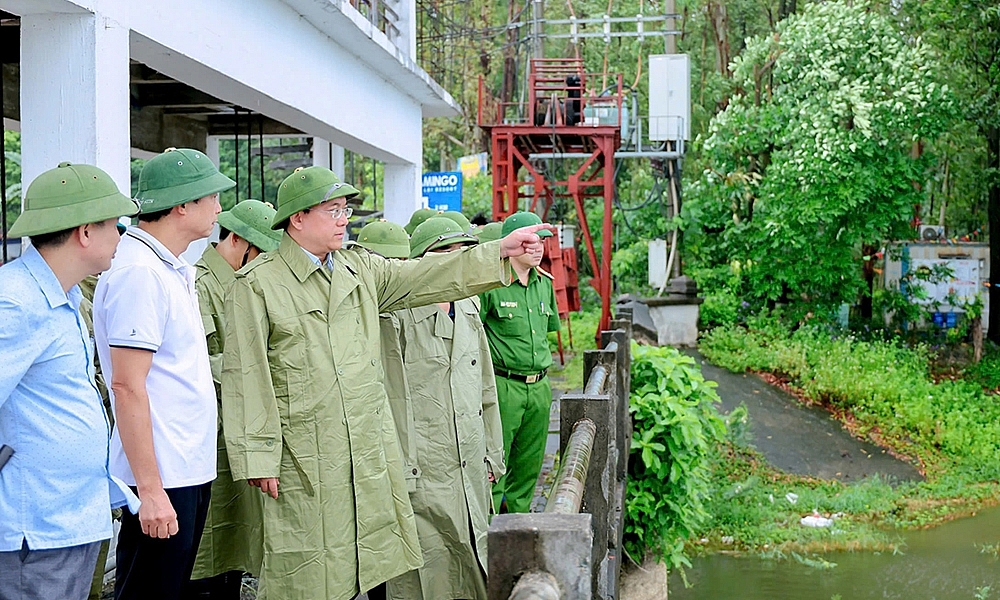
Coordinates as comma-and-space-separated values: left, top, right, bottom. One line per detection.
421, 171, 463, 212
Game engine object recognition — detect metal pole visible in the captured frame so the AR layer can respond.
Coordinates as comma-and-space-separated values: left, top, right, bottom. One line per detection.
508, 571, 561, 600
258, 115, 265, 202
246, 111, 253, 201
532, 0, 545, 60
545, 418, 596, 514
234, 109, 240, 204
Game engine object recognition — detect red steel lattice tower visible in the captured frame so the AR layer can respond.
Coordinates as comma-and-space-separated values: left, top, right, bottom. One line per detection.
478, 58, 624, 336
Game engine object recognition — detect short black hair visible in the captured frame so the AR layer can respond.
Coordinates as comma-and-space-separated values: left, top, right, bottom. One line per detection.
29, 227, 75, 250
137, 209, 171, 223
219, 226, 233, 242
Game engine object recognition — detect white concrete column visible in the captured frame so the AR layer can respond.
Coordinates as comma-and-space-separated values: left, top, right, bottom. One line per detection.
205, 135, 221, 166
20, 10, 131, 195
312, 138, 346, 179
383, 162, 421, 225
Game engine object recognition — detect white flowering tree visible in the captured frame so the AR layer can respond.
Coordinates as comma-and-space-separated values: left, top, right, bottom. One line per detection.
685, 0, 955, 316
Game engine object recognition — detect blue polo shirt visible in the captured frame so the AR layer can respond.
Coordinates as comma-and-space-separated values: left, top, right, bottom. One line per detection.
0, 245, 138, 552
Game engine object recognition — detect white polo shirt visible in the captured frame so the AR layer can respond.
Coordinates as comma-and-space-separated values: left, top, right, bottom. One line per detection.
93, 226, 217, 489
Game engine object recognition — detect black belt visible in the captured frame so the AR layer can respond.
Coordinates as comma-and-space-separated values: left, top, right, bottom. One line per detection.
495, 367, 548, 384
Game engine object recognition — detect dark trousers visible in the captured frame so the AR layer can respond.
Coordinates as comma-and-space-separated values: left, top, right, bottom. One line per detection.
185, 571, 243, 600
115, 482, 212, 600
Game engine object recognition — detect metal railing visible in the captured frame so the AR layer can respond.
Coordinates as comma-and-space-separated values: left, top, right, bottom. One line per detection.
488, 308, 634, 600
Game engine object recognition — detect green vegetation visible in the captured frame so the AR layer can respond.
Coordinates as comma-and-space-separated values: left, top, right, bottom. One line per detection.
689, 316, 1000, 556
701, 317, 1000, 474
624, 343, 728, 569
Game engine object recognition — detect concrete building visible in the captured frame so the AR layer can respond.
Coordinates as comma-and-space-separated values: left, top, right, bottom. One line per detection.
1, 0, 459, 230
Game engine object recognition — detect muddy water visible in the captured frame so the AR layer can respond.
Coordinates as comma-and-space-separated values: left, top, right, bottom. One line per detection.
671, 507, 1000, 599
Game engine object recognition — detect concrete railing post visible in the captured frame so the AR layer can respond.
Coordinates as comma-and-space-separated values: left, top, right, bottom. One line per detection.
488, 513, 593, 600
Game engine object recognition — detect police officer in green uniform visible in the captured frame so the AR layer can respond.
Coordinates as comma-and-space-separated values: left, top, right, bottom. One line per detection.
480, 211, 560, 513
354, 219, 419, 502
386, 218, 506, 600
189, 199, 281, 599
221, 167, 552, 600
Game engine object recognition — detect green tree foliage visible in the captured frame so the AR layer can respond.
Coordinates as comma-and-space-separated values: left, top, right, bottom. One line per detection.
684, 1, 955, 314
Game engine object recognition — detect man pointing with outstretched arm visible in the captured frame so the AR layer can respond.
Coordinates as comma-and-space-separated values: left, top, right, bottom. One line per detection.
221, 166, 551, 600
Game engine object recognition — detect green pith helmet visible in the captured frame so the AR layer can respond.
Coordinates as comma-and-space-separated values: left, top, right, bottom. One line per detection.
135, 148, 235, 214
409, 217, 478, 259
10, 162, 138, 237
404, 208, 438, 235
502, 211, 553, 238
217, 199, 282, 253
476, 222, 503, 243
272, 166, 360, 229
441, 210, 472, 233
357, 219, 410, 259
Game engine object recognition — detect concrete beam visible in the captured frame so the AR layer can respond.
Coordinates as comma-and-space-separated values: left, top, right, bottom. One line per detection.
128, 0, 430, 164
383, 162, 421, 226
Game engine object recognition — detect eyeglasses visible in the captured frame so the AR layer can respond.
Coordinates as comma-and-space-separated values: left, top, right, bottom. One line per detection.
311, 207, 354, 220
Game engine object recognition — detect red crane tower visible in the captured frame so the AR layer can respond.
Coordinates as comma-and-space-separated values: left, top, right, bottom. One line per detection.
478, 58, 625, 337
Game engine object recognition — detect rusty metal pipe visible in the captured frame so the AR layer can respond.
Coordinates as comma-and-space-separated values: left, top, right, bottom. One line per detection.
508, 571, 561, 600
545, 418, 597, 514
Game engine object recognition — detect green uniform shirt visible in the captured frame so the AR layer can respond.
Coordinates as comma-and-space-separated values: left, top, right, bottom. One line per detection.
479, 267, 560, 374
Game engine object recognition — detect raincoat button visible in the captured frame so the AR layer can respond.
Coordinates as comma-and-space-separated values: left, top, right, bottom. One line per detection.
412, 468, 418, 475
337, 369, 344, 375
461, 460, 467, 468
371, 359, 377, 366
478, 409, 483, 416
265, 440, 273, 447
471, 359, 477, 366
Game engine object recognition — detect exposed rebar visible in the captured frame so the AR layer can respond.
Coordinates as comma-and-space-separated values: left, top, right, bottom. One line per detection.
508, 571, 561, 600
545, 418, 596, 514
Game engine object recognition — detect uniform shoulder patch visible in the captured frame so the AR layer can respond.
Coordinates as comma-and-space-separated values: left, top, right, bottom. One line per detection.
536, 267, 555, 280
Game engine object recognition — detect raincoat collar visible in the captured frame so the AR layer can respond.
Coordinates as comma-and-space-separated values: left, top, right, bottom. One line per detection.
278, 232, 322, 283
198, 243, 236, 288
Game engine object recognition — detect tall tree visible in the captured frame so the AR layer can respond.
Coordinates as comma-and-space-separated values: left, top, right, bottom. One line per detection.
686, 0, 955, 314
903, 0, 1000, 339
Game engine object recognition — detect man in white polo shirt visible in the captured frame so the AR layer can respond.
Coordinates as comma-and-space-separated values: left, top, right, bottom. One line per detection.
93, 148, 235, 600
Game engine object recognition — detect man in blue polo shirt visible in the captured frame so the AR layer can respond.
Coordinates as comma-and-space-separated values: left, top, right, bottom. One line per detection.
0, 162, 140, 600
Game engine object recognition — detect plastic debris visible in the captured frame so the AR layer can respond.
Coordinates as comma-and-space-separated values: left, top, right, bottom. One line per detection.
785, 492, 799, 505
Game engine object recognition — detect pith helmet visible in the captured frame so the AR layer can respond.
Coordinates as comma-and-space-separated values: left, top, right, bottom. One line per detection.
136, 148, 235, 214
502, 211, 553, 238
10, 162, 138, 237
476, 222, 503, 243
357, 219, 410, 259
404, 208, 438, 235
273, 166, 360, 229
441, 210, 472, 233
217, 199, 282, 253
409, 216, 478, 259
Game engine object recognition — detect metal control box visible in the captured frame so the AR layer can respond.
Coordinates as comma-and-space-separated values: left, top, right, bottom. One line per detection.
649, 54, 691, 141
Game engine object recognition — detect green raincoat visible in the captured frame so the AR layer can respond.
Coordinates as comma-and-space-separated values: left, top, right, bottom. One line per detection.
379, 311, 420, 494
221, 233, 510, 600
192, 243, 264, 579
387, 298, 506, 600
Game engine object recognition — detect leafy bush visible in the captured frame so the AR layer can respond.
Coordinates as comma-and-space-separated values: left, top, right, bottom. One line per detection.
624, 343, 727, 568
700, 319, 1000, 471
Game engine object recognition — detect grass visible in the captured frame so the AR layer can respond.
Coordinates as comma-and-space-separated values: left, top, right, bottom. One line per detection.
692, 317, 1000, 556
548, 308, 601, 391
